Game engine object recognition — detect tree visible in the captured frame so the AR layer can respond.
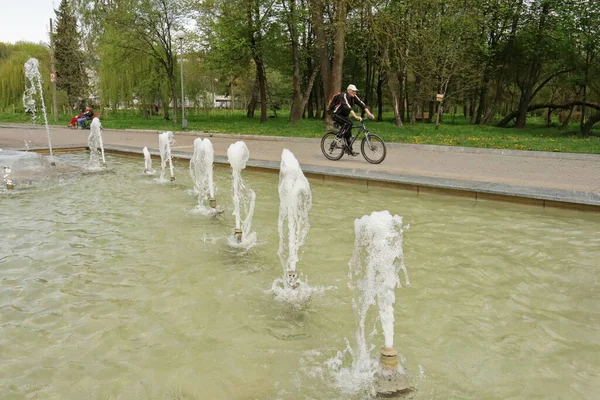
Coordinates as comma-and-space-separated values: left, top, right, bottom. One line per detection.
0, 43, 52, 109
283, 0, 318, 123
90, 0, 187, 122
53, 0, 87, 109
310, 0, 349, 124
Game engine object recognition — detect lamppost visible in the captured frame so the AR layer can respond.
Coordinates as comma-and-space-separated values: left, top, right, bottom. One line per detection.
175, 30, 187, 128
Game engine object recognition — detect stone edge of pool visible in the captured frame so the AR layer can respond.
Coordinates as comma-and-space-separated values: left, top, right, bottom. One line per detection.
31, 144, 600, 212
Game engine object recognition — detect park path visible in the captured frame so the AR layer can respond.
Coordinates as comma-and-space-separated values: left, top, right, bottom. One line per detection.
1, 124, 599, 207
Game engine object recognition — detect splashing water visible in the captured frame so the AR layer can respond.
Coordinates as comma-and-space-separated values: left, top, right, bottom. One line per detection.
143, 147, 155, 174
158, 131, 175, 181
326, 210, 410, 396
226, 141, 256, 248
269, 149, 325, 305
189, 138, 219, 215
3, 166, 14, 189
23, 58, 53, 158
87, 118, 106, 169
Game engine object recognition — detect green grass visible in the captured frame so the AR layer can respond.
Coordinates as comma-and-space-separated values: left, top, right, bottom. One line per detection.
1, 108, 599, 154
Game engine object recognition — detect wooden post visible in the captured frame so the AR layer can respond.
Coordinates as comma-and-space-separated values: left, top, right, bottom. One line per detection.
49, 18, 59, 121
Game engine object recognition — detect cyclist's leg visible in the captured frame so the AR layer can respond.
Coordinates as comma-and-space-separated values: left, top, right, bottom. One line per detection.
332, 114, 345, 138
334, 115, 353, 145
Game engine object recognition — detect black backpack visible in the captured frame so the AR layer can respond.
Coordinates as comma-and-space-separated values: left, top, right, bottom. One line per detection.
327, 92, 342, 114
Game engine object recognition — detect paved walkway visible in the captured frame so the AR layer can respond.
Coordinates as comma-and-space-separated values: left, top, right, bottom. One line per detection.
1, 124, 599, 207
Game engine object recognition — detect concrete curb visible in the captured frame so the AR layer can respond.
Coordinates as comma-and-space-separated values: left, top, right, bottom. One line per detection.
102, 144, 600, 208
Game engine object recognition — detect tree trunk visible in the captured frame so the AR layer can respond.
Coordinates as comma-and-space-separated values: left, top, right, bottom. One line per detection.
310, 0, 347, 125
255, 57, 268, 123
376, 72, 384, 121
475, 75, 488, 124
387, 69, 403, 127
427, 101, 434, 123
496, 101, 600, 127
246, 79, 259, 118
581, 112, 600, 136
170, 77, 178, 124
310, 0, 331, 121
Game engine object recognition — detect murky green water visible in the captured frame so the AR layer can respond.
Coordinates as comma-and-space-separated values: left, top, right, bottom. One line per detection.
1, 153, 599, 399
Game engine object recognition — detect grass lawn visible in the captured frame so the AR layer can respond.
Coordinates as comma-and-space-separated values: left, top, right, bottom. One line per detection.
1, 108, 599, 154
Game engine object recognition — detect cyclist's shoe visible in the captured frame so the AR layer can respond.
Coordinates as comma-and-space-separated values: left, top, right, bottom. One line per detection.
346, 148, 359, 156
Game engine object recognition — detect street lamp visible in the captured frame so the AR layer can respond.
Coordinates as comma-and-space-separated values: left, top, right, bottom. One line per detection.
175, 30, 187, 128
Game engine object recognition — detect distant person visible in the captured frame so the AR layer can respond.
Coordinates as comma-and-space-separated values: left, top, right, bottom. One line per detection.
330, 84, 374, 156
77, 106, 94, 129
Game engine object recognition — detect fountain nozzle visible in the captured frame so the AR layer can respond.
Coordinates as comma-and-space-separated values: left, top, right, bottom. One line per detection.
6, 182, 14, 190
234, 228, 243, 243
374, 347, 411, 397
285, 269, 300, 289
209, 198, 217, 208
50, 161, 56, 167
170, 176, 176, 182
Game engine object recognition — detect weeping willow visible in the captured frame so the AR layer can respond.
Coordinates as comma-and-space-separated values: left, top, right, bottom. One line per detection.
0, 42, 52, 111
97, 27, 170, 115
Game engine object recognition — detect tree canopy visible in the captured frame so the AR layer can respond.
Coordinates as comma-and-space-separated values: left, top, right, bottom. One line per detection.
1, 0, 599, 133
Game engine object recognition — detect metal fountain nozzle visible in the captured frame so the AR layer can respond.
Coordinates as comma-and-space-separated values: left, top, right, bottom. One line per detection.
170, 176, 176, 182
234, 228, 243, 243
374, 346, 411, 397
379, 347, 398, 371
6, 182, 15, 190
285, 269, 300, 289
209, 198, 217, 208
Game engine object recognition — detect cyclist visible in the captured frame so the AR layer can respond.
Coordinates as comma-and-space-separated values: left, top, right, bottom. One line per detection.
331, 84, 375, 156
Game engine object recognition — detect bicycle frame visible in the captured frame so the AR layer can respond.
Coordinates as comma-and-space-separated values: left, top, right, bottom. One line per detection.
339, 119, 370, 147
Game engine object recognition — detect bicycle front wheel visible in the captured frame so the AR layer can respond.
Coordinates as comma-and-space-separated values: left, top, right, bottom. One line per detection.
321, 132, 345, 161
361, 134, 387, 164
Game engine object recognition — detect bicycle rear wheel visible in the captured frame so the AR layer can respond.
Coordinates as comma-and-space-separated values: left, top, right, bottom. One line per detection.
321, 132, 345, 161
361, 133, 387, 164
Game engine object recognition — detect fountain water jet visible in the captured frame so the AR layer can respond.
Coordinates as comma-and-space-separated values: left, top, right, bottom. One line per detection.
327, 210, 411, 397
3, 166, 14, 190
87, 118, 106, 169
277, 149, 312, 290
190, 138, 220, 213
143, 147, 155, 174
226, 141, 256, 247
158, 132, 175, 181
23, 58, 54, 164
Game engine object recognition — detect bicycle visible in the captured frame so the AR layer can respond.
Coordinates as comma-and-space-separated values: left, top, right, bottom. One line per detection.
320, 117, 387, 164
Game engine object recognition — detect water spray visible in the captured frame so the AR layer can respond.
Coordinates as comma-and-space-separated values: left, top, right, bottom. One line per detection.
3, 166, 14, 190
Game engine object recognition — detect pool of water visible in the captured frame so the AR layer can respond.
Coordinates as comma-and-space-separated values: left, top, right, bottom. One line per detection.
1, 152, 599, 399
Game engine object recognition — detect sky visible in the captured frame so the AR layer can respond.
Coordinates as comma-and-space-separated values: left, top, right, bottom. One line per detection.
0, 0, 58, 44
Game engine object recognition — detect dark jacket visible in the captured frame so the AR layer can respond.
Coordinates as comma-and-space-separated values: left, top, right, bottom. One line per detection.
333, 91, 367, 117
82, 109, 93, 119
